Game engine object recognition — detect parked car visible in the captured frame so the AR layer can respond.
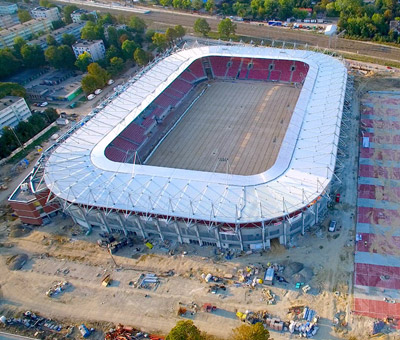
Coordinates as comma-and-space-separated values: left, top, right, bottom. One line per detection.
328, 220, 337, 232
94, 89, 102, 95
87, 94, 95, 100
41, 102, 48, 107
107, 79, 114, 85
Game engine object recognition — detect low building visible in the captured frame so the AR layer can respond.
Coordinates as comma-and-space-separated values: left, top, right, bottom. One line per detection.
0, 14, 20, 29
28, 22, 85, 50
72, 39, 105, 61
0, 18, 53, 48
104, 23, 127, 39
31, 6, 61, 22
0, 96, 31, 131
0, 2, 18, 15
71, 9, 97, 23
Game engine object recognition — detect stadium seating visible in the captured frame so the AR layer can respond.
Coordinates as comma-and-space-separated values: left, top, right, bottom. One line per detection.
154, 93, 179, 108
112, 136, 139, 151
120, 123, 146, 144
180, 70, 197, 83
141, 116, 155, 129
272, 60, 294, 82
269, 70, 281, 81
170, 78, 193, 93
226, 58, 241, 78
238, 58, 252, 79
188, 59, 206, 79
209, 56, 229, 77
291, 61, 309, 83
248, 59, 272, 80
163, 87, 185, 99
105, 146, 128, 162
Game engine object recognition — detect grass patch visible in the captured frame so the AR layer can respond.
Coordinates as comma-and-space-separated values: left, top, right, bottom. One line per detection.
8, 126, 59, 164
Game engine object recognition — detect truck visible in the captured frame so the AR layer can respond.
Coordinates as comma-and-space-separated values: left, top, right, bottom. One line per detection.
264, 267, 275, 285
268, 21, 282, 26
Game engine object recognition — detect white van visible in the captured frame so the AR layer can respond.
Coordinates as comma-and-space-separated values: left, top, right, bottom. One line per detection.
87, 94, 95, 100
94, 89, 102, 95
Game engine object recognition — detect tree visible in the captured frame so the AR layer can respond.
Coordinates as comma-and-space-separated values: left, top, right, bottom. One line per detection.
152, 33, 168, 51
174, 25, 185, 39
18, 10, 31, 23
107, 26, 119, 47
133, 48, 149, 66
277, 0, 294, 20
51, 19, 65, 30
145, 29, 156, 43
46, 35, 57, 46
13, 36, 26, 59
194, 18, 211, 36
160, 0, 173, 6
107, 56, 124, 75
21, 44, 45, 68
39, 0, 51, 7
205, 0, 216, 13
192, 0, 203, 10
62, 33, 77, 46
81, 74, 103, 94
105, 45, 121, 62
218, 18, 236, 38
129, 16, 147, 34
0, 82, 26, 99
64, 5, 78, 24
121, 40, 138, 60
87, 62, 110, 85
166, 321, 203, 340
81, 21, 104, 40
0, 49, 20, 79
165, 27, 177, 43
75, 51, 92, 72
232, 323, 270, 340
45, 45, 75, 69
292, 8, 308, 19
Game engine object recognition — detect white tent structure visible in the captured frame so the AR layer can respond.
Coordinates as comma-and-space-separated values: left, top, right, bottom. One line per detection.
15, 45, 348, 249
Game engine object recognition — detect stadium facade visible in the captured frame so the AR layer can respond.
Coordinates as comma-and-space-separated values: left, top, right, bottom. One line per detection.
9, 45, 348, 250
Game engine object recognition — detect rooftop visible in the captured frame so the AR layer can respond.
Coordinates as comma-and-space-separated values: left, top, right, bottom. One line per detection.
43, 45, 347, 224
73, 39, 103, 47
0, 96, 23, 108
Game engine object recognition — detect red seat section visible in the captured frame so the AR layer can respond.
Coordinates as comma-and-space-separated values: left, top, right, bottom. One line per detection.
120, 123, 146, 144
209, 56, 229, 77
180, 70, 197, 83
226, 58, 241, 78
238, 58, 252, 79
105, 146, 128, 162
188, 59, 206, 79
273, 60, 294, 82
291, 61, 309, 83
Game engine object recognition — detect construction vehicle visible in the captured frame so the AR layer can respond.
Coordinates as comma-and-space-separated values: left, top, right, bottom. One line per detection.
102, 274, 112, 287
202, 303, 217, 312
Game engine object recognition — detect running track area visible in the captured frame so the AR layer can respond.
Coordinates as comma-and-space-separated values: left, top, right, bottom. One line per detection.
354, 91, 400, 326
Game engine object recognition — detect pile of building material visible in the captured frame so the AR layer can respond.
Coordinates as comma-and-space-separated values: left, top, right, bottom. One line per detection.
46, 281, 70, 297
288, 306, 319, 337
1, 311, 63, 333
236, 310, 269, 324
261, 288, 276, 304
137, 273, 160, 291
266, 318, 284, 331
105, 324, 163, 340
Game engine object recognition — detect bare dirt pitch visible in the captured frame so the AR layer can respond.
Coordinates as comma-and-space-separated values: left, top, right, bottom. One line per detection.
146, 81, 300, 175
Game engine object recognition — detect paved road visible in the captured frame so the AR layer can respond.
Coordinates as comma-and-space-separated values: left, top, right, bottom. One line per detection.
55, 0, 400, 62
0, 332, 35, 340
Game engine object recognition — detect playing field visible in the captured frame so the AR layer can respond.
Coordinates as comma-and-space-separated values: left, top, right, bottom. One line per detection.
146, 81, 300, 175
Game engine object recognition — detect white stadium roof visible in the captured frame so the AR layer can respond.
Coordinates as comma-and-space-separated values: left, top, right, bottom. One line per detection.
44, 45, 347, 224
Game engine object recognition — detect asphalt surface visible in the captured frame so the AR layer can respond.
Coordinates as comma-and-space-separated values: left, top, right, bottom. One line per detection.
55, 0, 400, 62
0, 332, 35, 340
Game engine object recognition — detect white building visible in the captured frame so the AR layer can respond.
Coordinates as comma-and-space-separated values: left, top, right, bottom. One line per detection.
31, 7, 61, 22
0, 96, 31, 131
0, 2, 18, 15
72, 39, 105, 61
0, 19, 53, 48
0, 14, 20, 29
71, 9, 97, 23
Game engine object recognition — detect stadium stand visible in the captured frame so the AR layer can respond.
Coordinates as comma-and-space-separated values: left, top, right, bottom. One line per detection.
226, 57, 241, 78
180, 70, 197, 83
105, 146, 128, 162
291, 61, 309, 83
273, 60, 294, 82
120, 123, 146, 144
209, 56, 229, 77
238, 58, 252, 79
188, 59, 206, 79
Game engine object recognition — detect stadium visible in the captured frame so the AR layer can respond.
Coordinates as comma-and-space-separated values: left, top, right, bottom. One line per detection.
9, 44, 348, 250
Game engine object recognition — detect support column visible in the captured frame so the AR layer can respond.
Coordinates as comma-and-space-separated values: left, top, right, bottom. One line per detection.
282, 220, 288, 246
214, 227, 222, 248
174, 222, 183, 244
315, 200, 319, 224
98, 211, 110, 233
135, 216, 146, 239
155, 220, 164, 242
194, 224, 203, 246
261, 221, 266, 250
116, 214, 128, 236
301, 211, 305, 235
237, 225, 244, 251
78, 206, 92, 233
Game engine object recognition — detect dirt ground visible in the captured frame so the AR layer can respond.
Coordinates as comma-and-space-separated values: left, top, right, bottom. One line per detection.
147, 81, 299, 175
1, 73, 400, 340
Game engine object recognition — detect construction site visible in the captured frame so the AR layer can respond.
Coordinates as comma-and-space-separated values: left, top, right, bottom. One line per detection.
0, 58, 400, 340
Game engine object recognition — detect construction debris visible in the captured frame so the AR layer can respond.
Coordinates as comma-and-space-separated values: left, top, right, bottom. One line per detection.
105, 324, 162, 340
137, 273, 160, 291
261, 288, 276, 304
46, 281, 70, 297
